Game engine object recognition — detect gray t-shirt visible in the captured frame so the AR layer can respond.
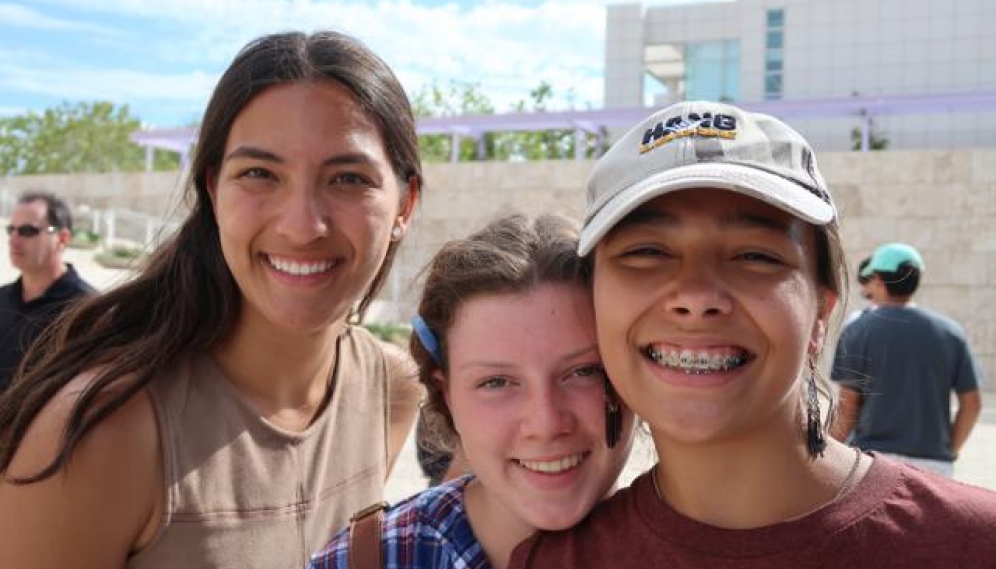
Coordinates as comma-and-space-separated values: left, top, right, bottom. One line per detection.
831, 305, 983, 461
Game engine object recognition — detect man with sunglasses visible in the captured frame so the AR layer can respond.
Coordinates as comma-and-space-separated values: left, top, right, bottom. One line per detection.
1, 190, 95, 392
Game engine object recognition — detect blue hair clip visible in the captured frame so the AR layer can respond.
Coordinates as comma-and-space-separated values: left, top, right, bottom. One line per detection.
411, 314, 442, 366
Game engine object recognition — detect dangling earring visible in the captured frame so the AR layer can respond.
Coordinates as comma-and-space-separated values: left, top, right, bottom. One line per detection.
390, 225, 403, 241
604, 379, 622, 449
806, 372, 827, 458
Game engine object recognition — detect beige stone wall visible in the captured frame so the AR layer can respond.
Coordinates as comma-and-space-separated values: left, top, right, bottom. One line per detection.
2, 149, 994, 386
396, 150, 996, 390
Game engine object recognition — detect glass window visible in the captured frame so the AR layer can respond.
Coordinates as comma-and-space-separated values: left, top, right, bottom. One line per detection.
766, 30, 783, 49
767, 9, 784, 28
764, 73, 783, 99
685, 40, 740, 101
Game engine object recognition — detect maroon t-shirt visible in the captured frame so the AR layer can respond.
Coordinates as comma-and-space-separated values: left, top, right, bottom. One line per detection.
509, 454, 996, 568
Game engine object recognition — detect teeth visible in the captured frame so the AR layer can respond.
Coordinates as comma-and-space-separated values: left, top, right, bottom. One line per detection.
267, 256, 336, 276
647, 347, 748, 374
518, 454, 583, 474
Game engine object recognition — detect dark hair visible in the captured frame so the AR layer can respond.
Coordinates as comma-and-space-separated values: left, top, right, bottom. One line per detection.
875, 263, 920, 297
17, 190, 72, 232
412, 213, 585, 451
856, 257, 871, 286
0, 30, 422, 482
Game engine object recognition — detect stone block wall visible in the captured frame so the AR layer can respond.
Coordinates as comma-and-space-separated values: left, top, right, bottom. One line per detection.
2, 149, 993, 386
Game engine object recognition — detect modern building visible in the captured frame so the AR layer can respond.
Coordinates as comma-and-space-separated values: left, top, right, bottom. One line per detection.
605, 0, 996, 150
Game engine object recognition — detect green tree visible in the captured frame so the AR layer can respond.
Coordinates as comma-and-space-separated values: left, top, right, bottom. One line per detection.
497, 82, 591, 160
412, 80, 496, 162
412, 81, 594, 162
850, 123, 889, 151
0, 101, 178, 175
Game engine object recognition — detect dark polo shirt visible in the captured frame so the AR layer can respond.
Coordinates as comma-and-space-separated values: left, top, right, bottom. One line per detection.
0, 264, 95, 392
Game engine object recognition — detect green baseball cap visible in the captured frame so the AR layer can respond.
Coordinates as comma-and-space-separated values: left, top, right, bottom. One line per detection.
860, 243, 924, 278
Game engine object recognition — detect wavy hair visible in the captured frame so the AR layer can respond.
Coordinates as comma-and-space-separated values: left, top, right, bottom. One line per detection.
0, 30, 423, 482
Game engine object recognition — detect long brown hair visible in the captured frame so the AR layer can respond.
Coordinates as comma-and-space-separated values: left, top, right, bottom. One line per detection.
0, 30, 423, 482
412, 213, 586, 452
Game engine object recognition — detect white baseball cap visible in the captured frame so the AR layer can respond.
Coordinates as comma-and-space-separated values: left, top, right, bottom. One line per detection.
579, 101, 837, 256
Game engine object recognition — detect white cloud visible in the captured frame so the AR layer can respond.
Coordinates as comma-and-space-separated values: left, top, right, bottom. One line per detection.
0, 49, 216, 126
0, 105, 28, 117
0, 2, 120, 35
4, 0, 630, 125
26, 0, 607, 109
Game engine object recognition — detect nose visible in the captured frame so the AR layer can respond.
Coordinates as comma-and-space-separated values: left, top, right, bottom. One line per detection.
662, 262, 732, 320
274, 181, 330, 244
520, 383, 576, 440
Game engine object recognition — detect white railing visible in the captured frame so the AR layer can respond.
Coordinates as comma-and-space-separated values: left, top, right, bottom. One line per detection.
0, 186, 179, 252
93, 207, 180, 250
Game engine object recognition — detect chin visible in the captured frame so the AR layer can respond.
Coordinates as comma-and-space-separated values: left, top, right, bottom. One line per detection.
526, 503, 592, 532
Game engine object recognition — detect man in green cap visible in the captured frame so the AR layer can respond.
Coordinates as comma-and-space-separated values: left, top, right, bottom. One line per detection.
831, 243, 983, 477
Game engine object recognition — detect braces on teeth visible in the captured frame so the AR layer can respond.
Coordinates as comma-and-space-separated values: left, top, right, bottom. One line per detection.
647, 348, 747, 374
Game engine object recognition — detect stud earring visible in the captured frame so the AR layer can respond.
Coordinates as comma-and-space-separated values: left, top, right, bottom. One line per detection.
390, 225, 403, 241
806, 372, 827, 458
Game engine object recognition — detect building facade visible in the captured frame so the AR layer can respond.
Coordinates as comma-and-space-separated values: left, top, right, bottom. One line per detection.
605, 0, 996, 150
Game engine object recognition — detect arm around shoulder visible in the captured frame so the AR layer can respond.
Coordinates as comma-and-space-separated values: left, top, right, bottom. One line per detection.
382, 341, 424, 475
0, 375, 162, 569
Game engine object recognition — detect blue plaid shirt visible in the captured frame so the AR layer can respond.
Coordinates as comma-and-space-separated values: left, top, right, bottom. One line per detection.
309, 476, 492, 569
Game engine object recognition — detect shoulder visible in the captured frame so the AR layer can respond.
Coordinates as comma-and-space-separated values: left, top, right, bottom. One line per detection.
359, 331, 422, 403
0, 371, 162, 562
310, 477, 475, 569
56, 265, 96, 296
516, 472, 648, 553
7, 371, 159, 478
879, 459, 996, 530
342, 326, 413, 374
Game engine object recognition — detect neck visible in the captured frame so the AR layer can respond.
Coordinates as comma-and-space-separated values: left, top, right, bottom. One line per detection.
650, 425, 862, 529
877, 296, 913, 307
211, 310, 344, 431
463, 479, 536, 569
20, 262, 67, 302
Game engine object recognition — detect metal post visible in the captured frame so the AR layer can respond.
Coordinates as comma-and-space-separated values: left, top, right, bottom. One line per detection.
104, 209, 116, 248
146, 217, 155, 246
574, 127, 584, 161
476, 135, 486, 160
145, 146, 154, 171
450, 132, 460, 163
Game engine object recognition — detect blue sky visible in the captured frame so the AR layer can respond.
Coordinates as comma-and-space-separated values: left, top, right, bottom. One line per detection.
0, 0, 712, 129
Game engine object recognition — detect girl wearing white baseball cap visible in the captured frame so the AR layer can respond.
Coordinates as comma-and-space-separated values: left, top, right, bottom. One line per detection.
509, 101, 996, 568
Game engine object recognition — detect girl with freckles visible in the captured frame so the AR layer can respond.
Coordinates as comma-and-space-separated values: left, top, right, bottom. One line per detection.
508, 102, 996, 568
310, 213, 636, 569
0, 31, 423, 569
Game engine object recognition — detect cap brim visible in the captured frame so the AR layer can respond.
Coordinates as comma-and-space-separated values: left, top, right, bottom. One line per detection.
579, 162, 836, 256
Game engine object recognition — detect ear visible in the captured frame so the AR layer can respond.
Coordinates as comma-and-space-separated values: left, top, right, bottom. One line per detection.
55, 227, 71, 249
432, 369, 450, 409
810, 290, 837, 351
393, 176, 420, 234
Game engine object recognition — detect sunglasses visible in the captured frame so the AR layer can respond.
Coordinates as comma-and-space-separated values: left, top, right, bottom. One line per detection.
5, 224, 59, 238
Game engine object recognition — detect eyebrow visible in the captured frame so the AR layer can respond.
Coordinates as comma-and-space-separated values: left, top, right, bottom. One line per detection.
455, 344, 599, 374
613, 207, 792, 234
223, 146, 380, 168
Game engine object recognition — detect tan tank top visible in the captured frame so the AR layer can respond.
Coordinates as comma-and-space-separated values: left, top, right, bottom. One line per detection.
128, 326, 390, 569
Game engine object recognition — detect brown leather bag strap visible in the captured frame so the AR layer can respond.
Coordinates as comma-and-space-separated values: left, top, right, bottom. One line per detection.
348, 501, 389, 569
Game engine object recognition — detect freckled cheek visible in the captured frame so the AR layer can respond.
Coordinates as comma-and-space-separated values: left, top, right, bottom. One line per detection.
451, 401, 517, 457
567, 392, 608, 432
